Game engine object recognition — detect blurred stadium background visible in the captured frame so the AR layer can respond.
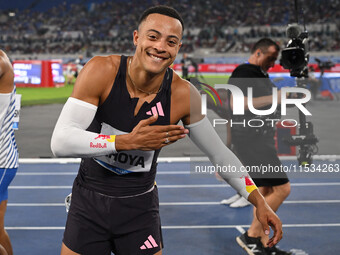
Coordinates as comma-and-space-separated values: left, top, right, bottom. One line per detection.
2, 0, 339, 84
2, 0, 339, 158
1, 0, 339, 58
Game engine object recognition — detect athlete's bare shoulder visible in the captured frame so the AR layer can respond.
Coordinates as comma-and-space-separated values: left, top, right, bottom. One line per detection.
71, 54, 122, 106
78, 54, 120, 82
0, 50, 8, 60
0, 50, 6, 62
0, 50, 12, 76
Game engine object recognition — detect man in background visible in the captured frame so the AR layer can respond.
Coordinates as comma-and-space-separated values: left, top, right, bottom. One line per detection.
181, 53, 191, 80
228, 38, 291, 255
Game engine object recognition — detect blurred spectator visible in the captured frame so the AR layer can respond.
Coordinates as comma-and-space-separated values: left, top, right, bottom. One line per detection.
63, 64, 76, 85
308, 66, 321, 100
74, 55, 85, 78
0, 0, 339, 55
181, 53, 191, 80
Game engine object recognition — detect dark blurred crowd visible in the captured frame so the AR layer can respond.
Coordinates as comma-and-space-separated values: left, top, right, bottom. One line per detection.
0, 0, 339, 55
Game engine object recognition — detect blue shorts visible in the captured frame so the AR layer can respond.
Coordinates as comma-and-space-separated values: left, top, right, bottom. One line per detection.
0, 168, 18, 202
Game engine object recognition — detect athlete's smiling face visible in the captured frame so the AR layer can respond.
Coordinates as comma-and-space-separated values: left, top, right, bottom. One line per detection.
133, 13, 182, 74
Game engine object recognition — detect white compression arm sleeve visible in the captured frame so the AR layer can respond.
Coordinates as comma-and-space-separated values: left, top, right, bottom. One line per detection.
51, 97, 116, 158
185, 117, 257, 200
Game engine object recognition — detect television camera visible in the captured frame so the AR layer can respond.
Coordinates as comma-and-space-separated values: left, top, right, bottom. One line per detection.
315, 58, 335, 75
279, 0, 318, 166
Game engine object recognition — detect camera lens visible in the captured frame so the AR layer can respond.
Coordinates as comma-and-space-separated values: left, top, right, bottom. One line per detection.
281, 47, 305, 70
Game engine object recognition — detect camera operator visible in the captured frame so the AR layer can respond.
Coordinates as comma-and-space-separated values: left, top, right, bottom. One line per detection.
227, 38, 292, 255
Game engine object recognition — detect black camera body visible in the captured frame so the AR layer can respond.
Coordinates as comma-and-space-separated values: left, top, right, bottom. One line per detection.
280, 24, 309, 78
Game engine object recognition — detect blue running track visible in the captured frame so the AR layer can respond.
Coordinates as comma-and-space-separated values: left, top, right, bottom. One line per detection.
6, 159, 340, 254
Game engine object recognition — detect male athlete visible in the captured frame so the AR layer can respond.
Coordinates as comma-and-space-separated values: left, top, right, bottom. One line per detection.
0, 49, 19, 255
228, 38, 291, 255
51, 6, 283, 255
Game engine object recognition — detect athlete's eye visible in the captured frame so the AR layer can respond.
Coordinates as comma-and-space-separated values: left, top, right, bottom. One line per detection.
148, 35, 157, 40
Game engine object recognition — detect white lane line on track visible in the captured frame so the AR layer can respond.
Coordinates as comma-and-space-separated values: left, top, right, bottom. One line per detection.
8, 182, 340, 189
16, 172, 77, 176
162, 200, 340, 205
162, 223, 340, 229
157, 183, 340, 188
16, 171, 190, 175
14, 171, 340, 177
9, 186, 72, 189
8, 203, 64, 206
6, 223, 340, 231
7, 200, 340, 207
235, 226, 246, 234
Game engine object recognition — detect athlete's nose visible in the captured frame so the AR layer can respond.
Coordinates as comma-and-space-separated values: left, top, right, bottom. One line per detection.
153, 39, 167, 53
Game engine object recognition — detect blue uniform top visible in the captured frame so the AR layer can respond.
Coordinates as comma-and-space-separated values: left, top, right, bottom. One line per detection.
0, 86, 19, 169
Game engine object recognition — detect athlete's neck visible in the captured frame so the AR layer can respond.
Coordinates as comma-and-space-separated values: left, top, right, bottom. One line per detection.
127, 57, 164, 96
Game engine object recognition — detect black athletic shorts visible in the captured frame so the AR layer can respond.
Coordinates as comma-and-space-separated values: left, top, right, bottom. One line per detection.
232, 135, 289, 187
63, 179, 162, 255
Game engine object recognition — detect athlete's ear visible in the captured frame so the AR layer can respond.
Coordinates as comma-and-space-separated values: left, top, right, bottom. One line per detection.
133, 30, 138, 46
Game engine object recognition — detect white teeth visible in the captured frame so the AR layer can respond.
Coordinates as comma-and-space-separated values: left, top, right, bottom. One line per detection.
150, 55, 163, 61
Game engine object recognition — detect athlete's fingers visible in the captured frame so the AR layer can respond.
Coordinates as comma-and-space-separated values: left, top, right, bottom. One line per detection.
267, 233, 280, 248
165, 129, 189, 138
262, 222, 270, 237
158, 125, 188, 133
160, 134, 187, 148
137, 117, 187, 135
146, 125, 188, 138
266, 218, 282, 247
137, 134, 185, 150
255, 201, 282, 248
130, 118, 189, 151
139, 114, 159, 127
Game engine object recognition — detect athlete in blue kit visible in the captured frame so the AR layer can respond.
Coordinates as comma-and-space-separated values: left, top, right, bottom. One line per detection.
0, 50, 19, 255
51, 6, 283, 255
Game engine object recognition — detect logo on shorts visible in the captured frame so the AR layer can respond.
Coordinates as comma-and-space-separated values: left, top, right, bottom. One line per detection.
140, 235, 159, 250
146, 102, 164, 117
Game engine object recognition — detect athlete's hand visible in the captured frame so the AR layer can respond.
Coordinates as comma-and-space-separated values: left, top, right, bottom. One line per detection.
248, 190, 283, 247
115, 114, 189, 151
256, 201, 283, 247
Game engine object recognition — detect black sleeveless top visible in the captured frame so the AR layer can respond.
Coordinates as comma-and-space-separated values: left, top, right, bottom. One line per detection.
76, 55, 173, 196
